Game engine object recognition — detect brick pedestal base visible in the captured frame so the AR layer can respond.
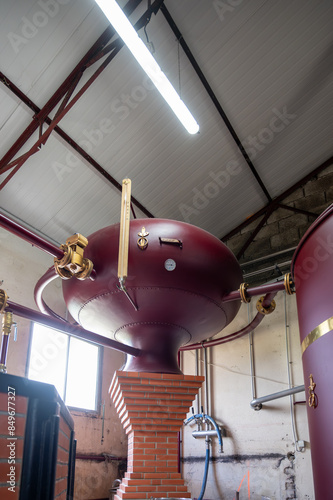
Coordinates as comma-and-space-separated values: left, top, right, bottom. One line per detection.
109, 371, 204, 499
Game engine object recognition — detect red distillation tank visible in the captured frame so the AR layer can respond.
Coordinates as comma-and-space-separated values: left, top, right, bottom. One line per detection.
62, 219, 243, 373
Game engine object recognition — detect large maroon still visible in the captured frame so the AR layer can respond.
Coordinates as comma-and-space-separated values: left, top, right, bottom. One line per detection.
62, 219, 242, 373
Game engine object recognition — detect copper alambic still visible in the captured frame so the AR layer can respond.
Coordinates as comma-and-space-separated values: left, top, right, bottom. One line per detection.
62, 179, 243, 373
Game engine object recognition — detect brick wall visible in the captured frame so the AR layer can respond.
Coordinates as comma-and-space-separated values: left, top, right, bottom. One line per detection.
225, 162, 333, 283
109, 371, 204, 499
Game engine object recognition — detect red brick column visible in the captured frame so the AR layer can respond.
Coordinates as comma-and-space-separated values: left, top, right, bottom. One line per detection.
109, 371, 204, 500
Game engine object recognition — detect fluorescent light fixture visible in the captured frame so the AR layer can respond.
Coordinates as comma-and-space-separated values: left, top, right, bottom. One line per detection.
95, 0, 199, 134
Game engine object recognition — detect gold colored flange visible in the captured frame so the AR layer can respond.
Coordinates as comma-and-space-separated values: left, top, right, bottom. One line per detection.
239, 283, 251, 303
54, 263, 73, 280
0, 289, 8, 314
256, 295, 276, 315
76, 258, 94, 280
284, 273, 295, 295
54, 234, 94, 280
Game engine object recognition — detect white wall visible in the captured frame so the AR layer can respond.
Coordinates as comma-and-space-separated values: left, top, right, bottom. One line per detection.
182, 293, 314, 500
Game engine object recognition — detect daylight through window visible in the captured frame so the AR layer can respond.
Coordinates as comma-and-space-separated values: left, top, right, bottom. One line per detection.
27, 323, 100, 411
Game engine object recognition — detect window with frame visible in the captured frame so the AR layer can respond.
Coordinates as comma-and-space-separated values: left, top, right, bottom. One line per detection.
27, 323, 101, 411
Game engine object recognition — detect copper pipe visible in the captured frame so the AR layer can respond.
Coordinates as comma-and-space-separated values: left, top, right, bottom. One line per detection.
0, 212, 63, 258
34, 266, 67, 322
222, 281, 285, 303
180, 292, 277, 351
0, 212, 97, 280
5, 300, 140, 357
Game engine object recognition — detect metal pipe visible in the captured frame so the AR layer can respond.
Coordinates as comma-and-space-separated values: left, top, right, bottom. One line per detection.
240, 246, 297, 267
192, 430, 220, 439
195, 349, 200, 414
203, 347, 209, 416
0, 212, 97, 281
180, 292, 277, 351
284, 291, 301, 451
248, 303, 256, 401
5, 300, 140, 357
184, 413, 223, 453
250, 385, 305, 409
222, 281, 285, 304
0, 212, 64, 259
34, 266, 67, 321
244, 261, 291, 279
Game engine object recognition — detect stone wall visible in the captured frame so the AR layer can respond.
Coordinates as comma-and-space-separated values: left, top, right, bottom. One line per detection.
225, 161, 333, 284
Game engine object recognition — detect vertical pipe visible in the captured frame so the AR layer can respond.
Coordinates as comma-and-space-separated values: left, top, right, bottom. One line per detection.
195, 349, 200, 414
248, 303, 257, 400
284, 292, 300, 451
0, 312, 13, 372
0, 334, 10, 372
203, 347, 209, 415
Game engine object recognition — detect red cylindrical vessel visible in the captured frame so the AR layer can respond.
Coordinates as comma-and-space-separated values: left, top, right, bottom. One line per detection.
292, 203, 333, 500
62, 219, 243, 373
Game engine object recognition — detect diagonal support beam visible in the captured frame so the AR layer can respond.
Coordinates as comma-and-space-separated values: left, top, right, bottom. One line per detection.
160, 3, 272, 203
222, 156, 333, 242
0, 0, 143, 176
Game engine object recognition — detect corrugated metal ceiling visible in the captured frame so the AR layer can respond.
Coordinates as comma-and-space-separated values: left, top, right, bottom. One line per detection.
0, 0, 332, 247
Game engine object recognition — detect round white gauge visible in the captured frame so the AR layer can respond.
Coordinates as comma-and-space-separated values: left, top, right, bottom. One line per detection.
164, 258, 176, 271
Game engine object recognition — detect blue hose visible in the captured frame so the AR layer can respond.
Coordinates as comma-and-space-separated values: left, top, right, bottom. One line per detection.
198, 446, 210, 500
183, 413, 223, 452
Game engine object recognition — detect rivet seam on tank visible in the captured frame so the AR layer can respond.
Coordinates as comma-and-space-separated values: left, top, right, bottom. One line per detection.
137, 227, 149, 250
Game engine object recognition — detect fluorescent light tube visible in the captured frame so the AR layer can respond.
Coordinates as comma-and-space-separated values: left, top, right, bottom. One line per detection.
95, 0, 199, 134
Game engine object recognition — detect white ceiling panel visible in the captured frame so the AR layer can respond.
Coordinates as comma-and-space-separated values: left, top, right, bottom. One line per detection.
0, 0, 332, 248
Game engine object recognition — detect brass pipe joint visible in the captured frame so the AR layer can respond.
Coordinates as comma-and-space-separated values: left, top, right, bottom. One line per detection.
0, 289, 8, 314
54, 233, 94, 280
2, 311, 13, 336
284, 273, 295, 295
239, 283, 251, 303
256, 296, 276, 315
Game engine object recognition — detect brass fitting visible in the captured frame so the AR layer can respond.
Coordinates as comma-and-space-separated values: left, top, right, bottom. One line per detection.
2, 311, 13, 336
256, 296, 276, 315
284, 273, 295, 295
54, 233, 94, 280
0, 289, 8, 314
239, 282, 251, 303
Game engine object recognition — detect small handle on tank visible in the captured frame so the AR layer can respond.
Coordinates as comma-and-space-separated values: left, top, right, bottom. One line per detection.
159, 237, 183, 249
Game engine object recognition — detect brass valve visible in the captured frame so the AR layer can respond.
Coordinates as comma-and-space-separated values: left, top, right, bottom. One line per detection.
2, 311, 13, 336
54, 233, 94, 280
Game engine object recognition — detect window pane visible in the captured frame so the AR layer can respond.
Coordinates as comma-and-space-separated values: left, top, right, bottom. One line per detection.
65, 337, 99, 410
28, 323, 68, 399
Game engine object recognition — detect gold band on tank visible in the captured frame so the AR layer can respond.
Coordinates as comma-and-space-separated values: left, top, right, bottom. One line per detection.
301, 316, 333, 354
